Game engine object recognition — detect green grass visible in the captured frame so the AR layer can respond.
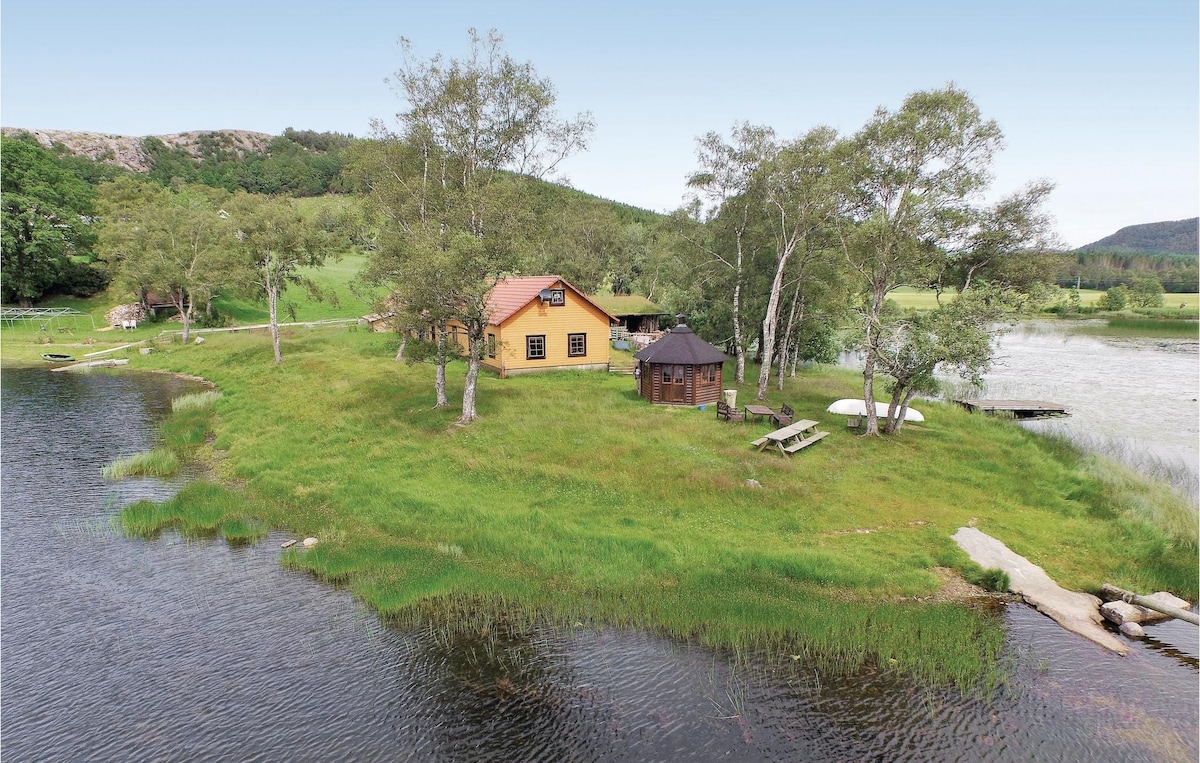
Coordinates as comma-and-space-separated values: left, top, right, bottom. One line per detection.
206, 252, 379, 324
37, 322, 1192, 690
887, 286, 950, 310
172, 390, 223, 413
102, 448, 180, 479
1096, 318, 1199, 336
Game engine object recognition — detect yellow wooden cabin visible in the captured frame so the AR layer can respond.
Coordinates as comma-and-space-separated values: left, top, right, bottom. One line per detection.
449, 276, 617, 378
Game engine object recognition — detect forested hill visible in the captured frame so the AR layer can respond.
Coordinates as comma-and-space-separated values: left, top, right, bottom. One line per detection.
1078, 218, 1199, 255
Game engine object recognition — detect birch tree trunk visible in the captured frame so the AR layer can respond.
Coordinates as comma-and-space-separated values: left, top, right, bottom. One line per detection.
776, 284, 803, 391
459, 322, 486, 424
266, 259, 283, 364
861, 284, 885, 435
173, 291, 193, 344
731, 252, 746, 383
434, 321, 449, 408
755, 237, 799, 401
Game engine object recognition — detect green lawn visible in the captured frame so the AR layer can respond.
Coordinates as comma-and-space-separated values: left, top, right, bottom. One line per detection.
26, 323, 1188, 689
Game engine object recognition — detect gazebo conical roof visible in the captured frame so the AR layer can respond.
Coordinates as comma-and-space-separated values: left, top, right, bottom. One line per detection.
633, 322, 727, 364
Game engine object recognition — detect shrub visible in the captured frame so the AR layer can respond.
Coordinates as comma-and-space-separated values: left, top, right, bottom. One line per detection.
59, 260, 111, 297
1128, 276, 1165, 308
1096, 284, 1129, 311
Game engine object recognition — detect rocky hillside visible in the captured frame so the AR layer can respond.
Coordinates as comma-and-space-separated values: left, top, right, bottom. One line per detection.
1, 128, 275, 173
1078, 218, 1199, 255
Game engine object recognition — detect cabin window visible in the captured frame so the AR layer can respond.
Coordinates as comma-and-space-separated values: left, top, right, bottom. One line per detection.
547, 288, 565, 306
487, 333, 497, 359
526, 335, 546, 360
567, 333, 586, 357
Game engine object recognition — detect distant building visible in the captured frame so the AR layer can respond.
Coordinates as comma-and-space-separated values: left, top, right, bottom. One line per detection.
448, 276, 617, 378
588, 294, 668, 337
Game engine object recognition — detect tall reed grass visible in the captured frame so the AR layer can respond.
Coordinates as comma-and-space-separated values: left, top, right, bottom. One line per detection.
102, 448, 179, 479
172, 390, 222, 412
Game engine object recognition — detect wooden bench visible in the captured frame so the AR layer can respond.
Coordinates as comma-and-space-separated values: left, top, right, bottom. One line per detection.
716, 401, 745, 422
771, 403, 794, 427
846, 415, 862, 428
750, 435, 769, 448
783, 431, 828, 453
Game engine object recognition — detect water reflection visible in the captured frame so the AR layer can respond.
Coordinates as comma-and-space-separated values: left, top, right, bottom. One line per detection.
1, 367, 1196, 762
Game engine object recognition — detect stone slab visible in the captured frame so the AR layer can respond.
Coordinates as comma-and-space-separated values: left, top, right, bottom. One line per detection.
952, 527, 1128, 655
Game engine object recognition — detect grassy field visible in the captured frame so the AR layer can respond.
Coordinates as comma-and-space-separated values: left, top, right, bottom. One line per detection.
10, 319, 1191, 689
0, 252, 380, 364
888, 286, 1200, 316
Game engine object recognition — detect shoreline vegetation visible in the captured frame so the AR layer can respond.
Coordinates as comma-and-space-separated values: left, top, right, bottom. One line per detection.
7, 322, 1194, 690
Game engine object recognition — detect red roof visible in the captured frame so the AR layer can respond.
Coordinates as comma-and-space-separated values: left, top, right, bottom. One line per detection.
486, 276, 617, 325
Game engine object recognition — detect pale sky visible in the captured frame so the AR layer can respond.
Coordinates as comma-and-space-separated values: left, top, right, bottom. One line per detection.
2, 0, 1196, 248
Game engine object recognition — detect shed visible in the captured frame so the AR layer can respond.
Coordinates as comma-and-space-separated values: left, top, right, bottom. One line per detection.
588, 294, 668, 336
633, 317, 728, 405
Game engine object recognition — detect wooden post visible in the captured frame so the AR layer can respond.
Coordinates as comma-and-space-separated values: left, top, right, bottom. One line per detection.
1100, 584, 1199, 626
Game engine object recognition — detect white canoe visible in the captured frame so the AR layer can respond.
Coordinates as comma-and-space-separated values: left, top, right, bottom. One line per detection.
826, 398, 925, 422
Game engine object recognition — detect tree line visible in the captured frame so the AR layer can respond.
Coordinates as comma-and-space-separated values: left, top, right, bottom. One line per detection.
345, 30, 1060, 434
1057, 251, 1198, 292
5, 29, 1076, 436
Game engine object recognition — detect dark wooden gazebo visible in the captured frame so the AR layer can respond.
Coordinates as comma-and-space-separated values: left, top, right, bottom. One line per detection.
633, 318, 728, 405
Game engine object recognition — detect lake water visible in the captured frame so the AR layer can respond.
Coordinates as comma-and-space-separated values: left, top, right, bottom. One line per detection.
984, 320, 1199, 499
2, 364, 1197, 762
844, 319, 1199, 499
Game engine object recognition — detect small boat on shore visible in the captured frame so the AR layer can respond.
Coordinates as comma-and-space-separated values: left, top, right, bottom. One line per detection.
827, 398, 925, 422
42, 353, 75, 363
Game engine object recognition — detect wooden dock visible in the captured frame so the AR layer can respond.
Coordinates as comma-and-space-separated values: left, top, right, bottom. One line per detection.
954, 399, 1069, 419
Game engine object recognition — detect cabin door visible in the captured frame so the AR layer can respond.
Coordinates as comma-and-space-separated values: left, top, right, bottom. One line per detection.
660, 364, 686, 404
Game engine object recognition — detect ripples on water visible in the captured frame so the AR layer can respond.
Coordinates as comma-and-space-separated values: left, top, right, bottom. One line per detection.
1, 367, 1196, 762
985, 320, 1199, 499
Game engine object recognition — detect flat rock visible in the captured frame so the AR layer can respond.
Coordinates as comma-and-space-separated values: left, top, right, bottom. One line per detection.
1119, 622, 1146, 638
1100, 600, 1143, 625
952, 527, 1128, 655
302, 537, 319, 547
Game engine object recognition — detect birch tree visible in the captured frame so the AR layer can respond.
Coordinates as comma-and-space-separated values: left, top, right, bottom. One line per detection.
753, 126, 841, 401
836, 85, 1003, 435
366, 28, 593, 423
227, 193, 338, 364
683, 124, 775, 383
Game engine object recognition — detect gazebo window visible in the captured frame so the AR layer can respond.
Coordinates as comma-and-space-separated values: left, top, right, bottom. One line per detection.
661, 364, 672, 383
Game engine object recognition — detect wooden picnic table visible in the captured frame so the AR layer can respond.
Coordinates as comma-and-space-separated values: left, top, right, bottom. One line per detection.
751, 419, 829, 456
743, 404, 775, 423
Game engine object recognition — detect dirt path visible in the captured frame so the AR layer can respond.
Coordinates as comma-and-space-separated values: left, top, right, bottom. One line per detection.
952, 526, 1128, 655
